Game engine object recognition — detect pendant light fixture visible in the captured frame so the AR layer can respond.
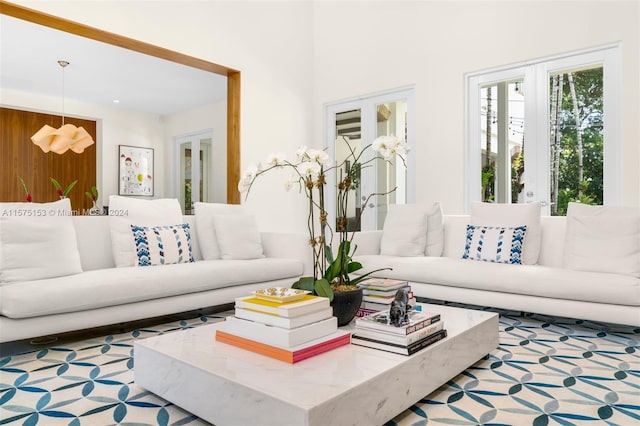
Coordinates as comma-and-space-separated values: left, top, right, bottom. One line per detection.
31, 60, 95, 154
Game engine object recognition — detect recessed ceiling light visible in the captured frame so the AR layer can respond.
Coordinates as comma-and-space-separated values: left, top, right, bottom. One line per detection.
113, 99, 120, 103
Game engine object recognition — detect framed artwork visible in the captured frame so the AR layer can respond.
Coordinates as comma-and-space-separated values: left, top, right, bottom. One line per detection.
118, 145, 154, 196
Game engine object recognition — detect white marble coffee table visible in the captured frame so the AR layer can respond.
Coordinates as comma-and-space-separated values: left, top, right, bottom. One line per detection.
134, 303, 498, 426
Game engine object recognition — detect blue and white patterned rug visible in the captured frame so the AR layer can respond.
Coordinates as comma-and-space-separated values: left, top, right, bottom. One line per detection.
1, 305, 638, 425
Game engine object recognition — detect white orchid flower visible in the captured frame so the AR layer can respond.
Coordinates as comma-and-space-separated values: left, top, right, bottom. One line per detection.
241, 164, 259, 181
284, 175, 299, 192
295, 145, 308, 162
297, 161, 321, 178
372, 135, 407, 159
265, 153, 286, 167
237, 175, 253, 193
306, 149, 332, 167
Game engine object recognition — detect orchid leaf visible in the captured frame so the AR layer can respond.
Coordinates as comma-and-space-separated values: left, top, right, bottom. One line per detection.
18, 177, 29, 194
64, 180, 78, 196
50, 177, 61, 189
313, 278, 333, 301
347, 261, 362, 273
349, 268, 392, 286
291, 276, 315, 293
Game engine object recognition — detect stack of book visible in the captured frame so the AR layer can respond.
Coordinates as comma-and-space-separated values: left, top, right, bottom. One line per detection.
351, 307, 447, 355
215, 289, 351, 363
356, 278, 416, 317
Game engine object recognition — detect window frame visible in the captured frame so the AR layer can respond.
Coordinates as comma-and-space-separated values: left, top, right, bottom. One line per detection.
465, 44, 622, 214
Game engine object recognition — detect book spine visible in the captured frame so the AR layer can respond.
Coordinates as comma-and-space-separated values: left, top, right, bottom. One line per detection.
362, 286, 411, 296
355, 320, 444, 345
405, 329, 448, 355
216, 330, 293, 363
362, 295, 395, 304
224, 316, 337, 347
351, 329, 447, 355
234, 306, 333, 329
234, 296, 330, 318
216, 330, 350, 364
355, 308, 379, 317
357, 314, 442, 335
404, 315, 441, 335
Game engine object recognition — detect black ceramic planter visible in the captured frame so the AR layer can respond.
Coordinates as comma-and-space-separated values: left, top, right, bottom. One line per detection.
331, 288, 363, 326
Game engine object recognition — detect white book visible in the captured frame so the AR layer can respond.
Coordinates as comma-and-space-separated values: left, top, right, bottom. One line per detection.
354, 320, 444, 346
234, 306, 334, 329
224, 316, 337, 348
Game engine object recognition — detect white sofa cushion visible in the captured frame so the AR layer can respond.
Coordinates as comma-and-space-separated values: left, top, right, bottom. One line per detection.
212, 214, 264, 260
194, 202, 246, 260
354, 254, 640, 307
564, 203, 640, 276
470, 202, 542, 265
462, 225, 527, 264
132, 223, 195, 266
108, 196, 183, 268
380, 204, 428, 256
0, 258, 304, 319
0, 198, 82, 283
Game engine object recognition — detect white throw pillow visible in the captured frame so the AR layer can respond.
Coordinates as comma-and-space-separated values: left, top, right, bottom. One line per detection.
564, 203, 640, 276
108, 196, 183, 267
0, 198, 83, 283
194, 202, 247, 260
212, 214, 264, 260
424, 202, 445, 256
470, 202, 542, 265
461, 224, 527, 264
380, 204, 428, 257
131, 223, 195, 266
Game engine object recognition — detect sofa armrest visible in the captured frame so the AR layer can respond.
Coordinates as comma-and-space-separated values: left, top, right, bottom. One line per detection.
260, 232, 313, 276
351, 230, 383, 255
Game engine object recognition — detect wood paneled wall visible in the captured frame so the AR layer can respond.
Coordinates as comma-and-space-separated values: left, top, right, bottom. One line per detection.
1, 107, 97, 212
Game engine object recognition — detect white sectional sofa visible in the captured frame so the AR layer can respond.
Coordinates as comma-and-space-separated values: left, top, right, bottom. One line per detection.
353, 211, 640, 327
0, 213, 312, 343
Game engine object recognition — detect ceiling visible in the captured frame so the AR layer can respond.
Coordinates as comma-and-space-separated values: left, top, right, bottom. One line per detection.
0, 14, 228, 116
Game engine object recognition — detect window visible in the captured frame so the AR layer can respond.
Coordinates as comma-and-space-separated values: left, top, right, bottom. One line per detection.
466, 44, 621, 215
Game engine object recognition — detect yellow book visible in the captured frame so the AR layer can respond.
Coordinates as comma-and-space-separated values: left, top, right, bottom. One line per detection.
235, 295, 330, 317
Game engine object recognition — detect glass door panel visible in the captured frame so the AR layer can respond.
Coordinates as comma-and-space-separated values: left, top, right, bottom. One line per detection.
480, 80, 525, 204
176, 131, 214, 214
375, 100, 407, 229
179, 142, 193, 214
548, 66, 603, 215
335, 109, 362, 233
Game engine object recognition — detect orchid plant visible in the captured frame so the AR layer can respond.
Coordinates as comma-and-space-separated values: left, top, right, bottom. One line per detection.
238, 135, 408, 301
50, 177, 77, 199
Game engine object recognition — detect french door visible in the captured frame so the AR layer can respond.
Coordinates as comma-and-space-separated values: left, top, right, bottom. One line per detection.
325, 87, 415, 232
175, 131, 214, 214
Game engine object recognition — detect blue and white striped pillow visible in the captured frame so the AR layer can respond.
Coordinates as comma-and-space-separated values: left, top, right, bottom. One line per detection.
131, 223, 195, 266
462, 225, 527, 264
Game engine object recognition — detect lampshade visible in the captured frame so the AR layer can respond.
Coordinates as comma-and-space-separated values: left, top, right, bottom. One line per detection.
31, 123, 94, 154
31, 60, 95, 154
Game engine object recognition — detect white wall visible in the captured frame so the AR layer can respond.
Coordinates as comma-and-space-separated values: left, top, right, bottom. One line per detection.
312, 1, 640, 213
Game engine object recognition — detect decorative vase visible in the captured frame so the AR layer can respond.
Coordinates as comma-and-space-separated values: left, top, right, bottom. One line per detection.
330, 287, 363, 326
89, 201, 101, 216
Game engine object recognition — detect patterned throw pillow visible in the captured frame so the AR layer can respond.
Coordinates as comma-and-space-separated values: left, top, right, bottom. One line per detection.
462, 225, 527, 264
131, 224, 195, 266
